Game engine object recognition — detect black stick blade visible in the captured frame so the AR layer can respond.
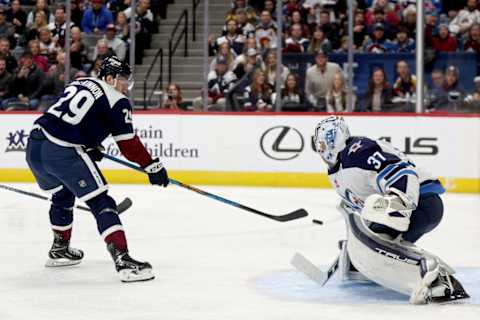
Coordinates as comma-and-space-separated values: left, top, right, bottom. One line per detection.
117, 197, 133, 214
271, 208, 309, 222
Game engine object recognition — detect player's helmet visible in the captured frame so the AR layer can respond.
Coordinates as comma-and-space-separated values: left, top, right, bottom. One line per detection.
313, 116, 351, 166
98, 56, 132, 80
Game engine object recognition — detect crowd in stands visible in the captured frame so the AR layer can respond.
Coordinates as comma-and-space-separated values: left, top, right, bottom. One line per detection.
0, 0, 160, 111
161, 0, 480, 113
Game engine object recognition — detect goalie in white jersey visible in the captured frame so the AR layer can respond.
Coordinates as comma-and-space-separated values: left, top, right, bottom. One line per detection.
313, 116, 469, 304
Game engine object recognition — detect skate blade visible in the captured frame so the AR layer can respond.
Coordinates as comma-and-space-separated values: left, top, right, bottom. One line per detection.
45, 258, 82, 268
119, 268, 155, 283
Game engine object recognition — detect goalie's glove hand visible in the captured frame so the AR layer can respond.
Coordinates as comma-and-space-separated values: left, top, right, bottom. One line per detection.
144, 158, 169, 187
86, 145, 105, 162
361, 194, 412, 232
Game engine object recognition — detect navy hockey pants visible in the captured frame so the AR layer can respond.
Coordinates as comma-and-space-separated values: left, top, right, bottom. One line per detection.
369, 194, 444, 243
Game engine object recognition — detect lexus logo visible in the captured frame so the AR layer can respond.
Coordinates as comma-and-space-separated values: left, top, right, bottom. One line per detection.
260, 126, 304, 160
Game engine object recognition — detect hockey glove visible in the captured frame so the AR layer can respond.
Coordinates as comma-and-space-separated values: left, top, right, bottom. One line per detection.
144, 159, 169, 187
86, 145, 105, 162
361, 194, 412, 232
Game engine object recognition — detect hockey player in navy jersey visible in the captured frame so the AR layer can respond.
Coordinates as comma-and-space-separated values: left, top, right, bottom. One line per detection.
25, 56, 169, 282
313, 116, 469, 304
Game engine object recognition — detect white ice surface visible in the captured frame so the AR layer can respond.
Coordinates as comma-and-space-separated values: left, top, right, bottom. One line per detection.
0, 184, 479, 320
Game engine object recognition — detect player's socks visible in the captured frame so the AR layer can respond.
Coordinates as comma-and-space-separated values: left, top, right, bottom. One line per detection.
45, 230, 84, 267
107, 241, 155, 283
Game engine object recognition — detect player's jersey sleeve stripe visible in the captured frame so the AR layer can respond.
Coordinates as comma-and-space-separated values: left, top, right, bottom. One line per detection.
112, 133, 135, 142
376, 162, 412, 192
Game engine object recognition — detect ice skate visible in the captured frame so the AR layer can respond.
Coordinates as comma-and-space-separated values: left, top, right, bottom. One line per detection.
45, 233, 84, 267
107, 243, 155, 283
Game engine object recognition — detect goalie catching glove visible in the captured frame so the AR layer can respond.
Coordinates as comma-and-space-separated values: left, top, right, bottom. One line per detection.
144, 159, 169, 187
361, 191, 413, 232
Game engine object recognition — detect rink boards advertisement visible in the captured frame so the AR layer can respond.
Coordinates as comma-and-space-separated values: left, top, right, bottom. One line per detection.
0, 113, 479, 193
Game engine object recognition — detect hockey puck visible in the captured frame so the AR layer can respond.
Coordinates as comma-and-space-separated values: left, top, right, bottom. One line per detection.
312, 219, 323, 225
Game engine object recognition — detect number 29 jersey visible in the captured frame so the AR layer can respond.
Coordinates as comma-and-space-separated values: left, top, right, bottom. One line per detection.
34, 77, 134, 149
327, 137, 445, 211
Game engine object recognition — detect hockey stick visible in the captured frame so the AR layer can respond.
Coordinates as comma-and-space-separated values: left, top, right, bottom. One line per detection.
290, 252, 339, 286
103, 153, 308, 222
0, 183, 133, 214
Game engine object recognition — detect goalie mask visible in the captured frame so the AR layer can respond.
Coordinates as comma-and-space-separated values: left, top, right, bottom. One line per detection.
313, 116, 350, 166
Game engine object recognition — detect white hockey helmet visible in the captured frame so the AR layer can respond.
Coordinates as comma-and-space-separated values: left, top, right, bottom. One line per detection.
313, 116, 351, 166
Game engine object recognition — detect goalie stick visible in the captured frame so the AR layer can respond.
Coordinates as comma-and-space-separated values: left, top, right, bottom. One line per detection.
0, 183, 133, 214
290, 252, 340, 286
103, 153, 308, 223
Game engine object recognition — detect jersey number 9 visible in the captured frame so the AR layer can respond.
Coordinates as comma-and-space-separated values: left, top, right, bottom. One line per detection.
47, 86, 95, 125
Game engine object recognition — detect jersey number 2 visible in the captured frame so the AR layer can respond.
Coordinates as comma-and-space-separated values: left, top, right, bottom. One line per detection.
367, 151, 386, 170
47, 86, 95, 125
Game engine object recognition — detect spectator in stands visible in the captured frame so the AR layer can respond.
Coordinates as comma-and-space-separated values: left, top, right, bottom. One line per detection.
38, 27, 60, 63
353, 9, 368, 49
48, 5, 74, 47
464, 23, 480, 53
391, 26, 415, 52
124, 0, 155, 63
226, 0, 257, 24
3, 52, 45, 110
210, 41, 237, 71
365, 0, 400, 28
234, 8, 255, 38
286, 11, 310, 39
427, 69, 449, 111
275, 73, 307, 111
308, 25, 332, 54
444, 65, 465, 111
305, 50, 342, 111
326, 72, 357, 112
194, 56, 237, 111
449, 0, 480, 35
26, 0, 53, 29
213, 19, 246, 56
71, 0, 85, 28
48, 50, 78, 94
262, 0, 275, 19
432, 24, 458, 52
0, 37, 16, 73
89, 57, 102, 77
317, 9, 339, 48
93, 39, 114, 62
367, 8, 397, 40
283, 0, 302, 17
284, 23, 309, 53
28, 40, 48, 73
25, 9, 47, 44
364, 67, 393, 112
70, 26, 87, 70
243, 69, 273, 111
255, 10, 277, 51
232, 46, 263, 81
0, 55, 12, 107
403, 5, 417, 38
264, 50, 289, 89
463, 76, 480, 111
115, 11, 130, 42
104, 24, 126, 61
0, 7, 15, 47
162, 83, 185, 110
7, 0, 27, 39
364, 23, 393, 53
81, 0, 114, 34
393, 60, 416, 98
425, 10, 438, 49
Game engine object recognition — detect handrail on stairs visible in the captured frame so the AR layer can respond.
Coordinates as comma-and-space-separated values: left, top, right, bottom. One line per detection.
142, 48, 164, 109
192, 0, 201, 41
168, 9, 188, 84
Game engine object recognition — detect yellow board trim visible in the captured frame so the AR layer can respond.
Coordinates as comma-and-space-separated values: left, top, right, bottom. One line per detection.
0, 169, 478, 193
